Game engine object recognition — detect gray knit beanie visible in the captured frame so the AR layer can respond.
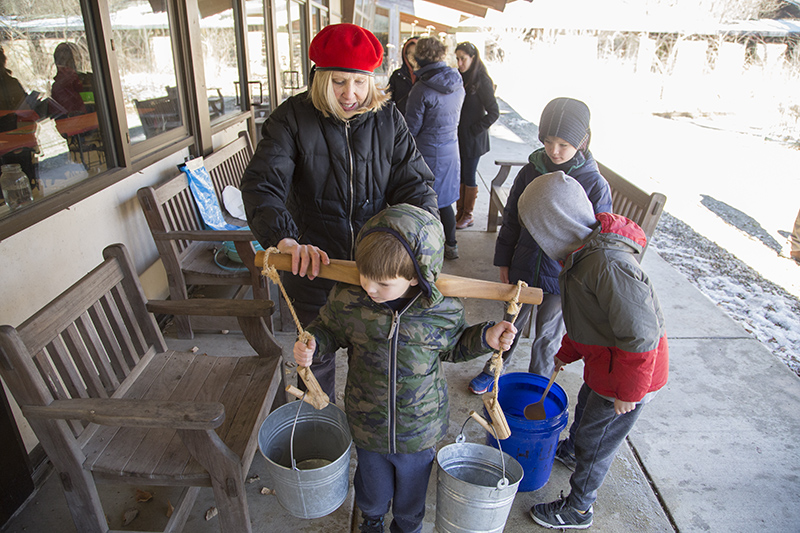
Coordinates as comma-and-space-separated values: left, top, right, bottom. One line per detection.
518, 171, 597, 261
538, 97, 591, 151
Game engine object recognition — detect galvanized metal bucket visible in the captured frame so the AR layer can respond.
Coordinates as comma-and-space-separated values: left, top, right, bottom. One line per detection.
258, 399, 352, 519
436, 433, 524, 533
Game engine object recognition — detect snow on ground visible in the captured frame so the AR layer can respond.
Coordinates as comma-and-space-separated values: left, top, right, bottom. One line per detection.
651, 213, 800, 376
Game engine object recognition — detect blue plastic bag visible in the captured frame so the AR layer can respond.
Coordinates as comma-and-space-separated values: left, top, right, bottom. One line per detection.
179, 157, 263, 267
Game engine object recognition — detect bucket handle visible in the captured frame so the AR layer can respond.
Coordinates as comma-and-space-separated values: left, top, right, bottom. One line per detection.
289, 390, 307, 472
458, 414, 509, 490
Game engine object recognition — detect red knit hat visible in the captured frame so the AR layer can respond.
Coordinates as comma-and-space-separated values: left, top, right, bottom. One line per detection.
309, 24, 384, 74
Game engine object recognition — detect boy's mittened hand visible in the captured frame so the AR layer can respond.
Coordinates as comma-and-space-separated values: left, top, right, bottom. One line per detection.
293, 338, 316, 367
486, 320, 517, 352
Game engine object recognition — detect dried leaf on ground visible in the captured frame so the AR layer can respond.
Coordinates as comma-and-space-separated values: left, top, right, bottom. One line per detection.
166, 500, 174, 518
122, 508, 139, 526
135, 489, 153, 502
260, 487, 275, 495
205, 507, 218, 521
246, 474, 260, 484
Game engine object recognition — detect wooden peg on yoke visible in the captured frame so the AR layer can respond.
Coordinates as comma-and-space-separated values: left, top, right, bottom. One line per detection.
295, 366, 329, 410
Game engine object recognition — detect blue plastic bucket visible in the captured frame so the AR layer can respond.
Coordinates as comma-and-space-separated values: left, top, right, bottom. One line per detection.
484, 372, 569, 492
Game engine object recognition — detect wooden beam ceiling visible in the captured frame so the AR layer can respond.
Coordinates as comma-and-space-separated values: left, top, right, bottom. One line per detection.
424, 0, 506, 17
423, 0, 488, 18
399, 12, 453, 34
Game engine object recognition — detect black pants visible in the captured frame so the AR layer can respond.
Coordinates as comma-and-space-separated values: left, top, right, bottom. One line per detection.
439, 204, 456, 247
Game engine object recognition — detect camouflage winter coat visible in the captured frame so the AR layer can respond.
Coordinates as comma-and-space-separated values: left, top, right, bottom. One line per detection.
306, 204, 497, 454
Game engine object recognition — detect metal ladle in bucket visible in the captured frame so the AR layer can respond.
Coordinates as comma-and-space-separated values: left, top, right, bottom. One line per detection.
523, 367, 560, 420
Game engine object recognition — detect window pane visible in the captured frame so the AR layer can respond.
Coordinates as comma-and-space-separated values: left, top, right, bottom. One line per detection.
373, 7, 390, 80
199, 0, 238, 123
0, 0, 108, 218
109, 0, 182, 144
311, 5, 329, 37
276, 0, 308, 103
245, 2, 271, 120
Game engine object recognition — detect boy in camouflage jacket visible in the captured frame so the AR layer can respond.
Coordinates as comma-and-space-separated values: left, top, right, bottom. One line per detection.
294, 203, 516, 533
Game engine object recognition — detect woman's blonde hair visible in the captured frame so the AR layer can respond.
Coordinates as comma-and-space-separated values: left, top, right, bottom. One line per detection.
310, 69, 389, 121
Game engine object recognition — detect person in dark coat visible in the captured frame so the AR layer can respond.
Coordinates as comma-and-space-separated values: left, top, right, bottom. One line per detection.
240, 24, 438, 402
469, 97, 613, 394
454, 41, 499, 229
404, 37, 465, 260
387, 37, 418, 116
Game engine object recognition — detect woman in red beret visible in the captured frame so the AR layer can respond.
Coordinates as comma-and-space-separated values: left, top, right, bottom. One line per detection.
240, 23, 438, 392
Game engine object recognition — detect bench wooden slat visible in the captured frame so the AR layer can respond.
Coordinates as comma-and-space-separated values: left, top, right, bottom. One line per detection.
62, 322, 108, 398
154, 357, 240, 479
87, 300, 132, 381
76, 312, 120, 393
99, 292, 141, 369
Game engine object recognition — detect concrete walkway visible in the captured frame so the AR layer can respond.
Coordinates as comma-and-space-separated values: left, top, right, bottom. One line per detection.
3, 118, 799, 532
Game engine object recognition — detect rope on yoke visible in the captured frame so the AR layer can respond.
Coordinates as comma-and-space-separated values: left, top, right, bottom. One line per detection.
262, 247, 329, 410
489, 280, 527, 392
482, 280, 528, 440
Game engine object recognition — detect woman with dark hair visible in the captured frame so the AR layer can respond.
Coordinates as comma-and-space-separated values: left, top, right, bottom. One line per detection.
404, 37, 465, 259
454, 41, 499, 229
387, 36, 418, 115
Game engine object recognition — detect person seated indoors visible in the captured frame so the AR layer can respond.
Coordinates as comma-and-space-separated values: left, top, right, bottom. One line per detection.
293, 203, 516, 533
50, 42, 94, 118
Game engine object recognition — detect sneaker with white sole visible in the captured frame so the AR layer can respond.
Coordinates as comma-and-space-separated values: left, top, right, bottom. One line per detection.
554, 439, 577, 471
530, 493, 593, 529
468, 371, 494, 394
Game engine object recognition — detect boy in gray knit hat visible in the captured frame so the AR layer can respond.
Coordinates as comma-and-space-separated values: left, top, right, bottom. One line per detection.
519, 172, 669, 530
469, 97, 611, 396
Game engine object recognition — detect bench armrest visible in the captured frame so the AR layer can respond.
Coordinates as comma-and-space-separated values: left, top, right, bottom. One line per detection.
146, 298, 274, 318
494, 159, 527, 166
22, 398, 225, 430
151, 229, 256, 242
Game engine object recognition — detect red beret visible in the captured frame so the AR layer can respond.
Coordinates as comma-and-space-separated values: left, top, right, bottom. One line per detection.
309, 24, 384, 74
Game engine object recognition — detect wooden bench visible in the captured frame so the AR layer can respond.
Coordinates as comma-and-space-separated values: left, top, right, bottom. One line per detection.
486, 159, 666, 260
0, 244, 285, 533
138, 132, 269, 339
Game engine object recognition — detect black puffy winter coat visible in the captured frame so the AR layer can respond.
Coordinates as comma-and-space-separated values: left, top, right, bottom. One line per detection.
241, 92, 438, 263
457, 70, 499, 158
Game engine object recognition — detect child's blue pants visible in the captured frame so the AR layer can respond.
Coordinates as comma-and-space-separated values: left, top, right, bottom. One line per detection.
354, 446, 436, 533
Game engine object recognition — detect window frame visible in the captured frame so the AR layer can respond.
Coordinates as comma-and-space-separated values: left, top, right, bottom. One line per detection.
0, 0, 255, 242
